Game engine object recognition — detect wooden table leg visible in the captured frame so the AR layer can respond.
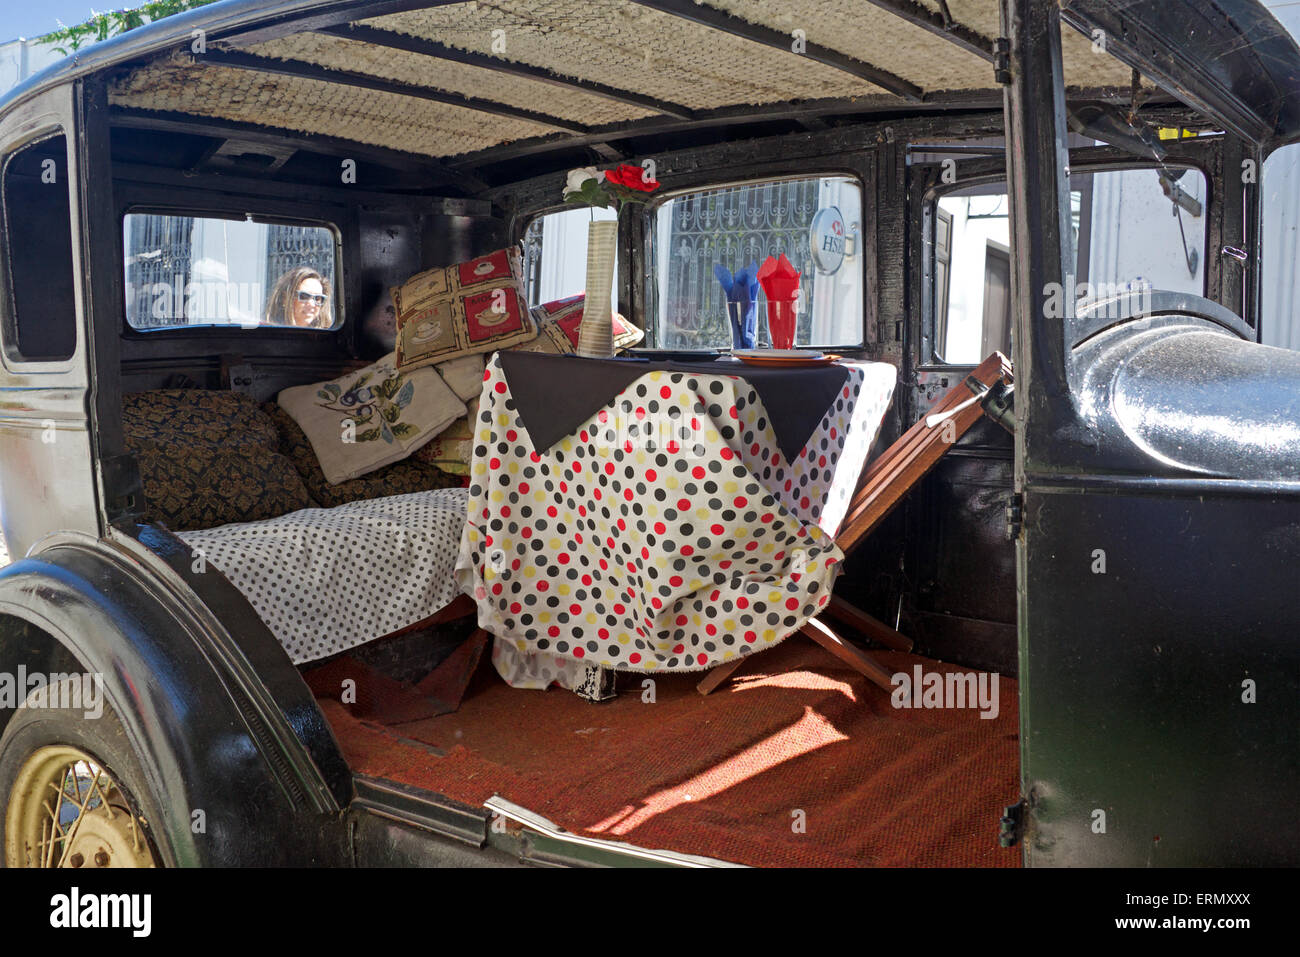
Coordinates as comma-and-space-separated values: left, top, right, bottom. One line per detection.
823, 595, 913, 652
697, 656, 748, 695
799, 618, 898, 693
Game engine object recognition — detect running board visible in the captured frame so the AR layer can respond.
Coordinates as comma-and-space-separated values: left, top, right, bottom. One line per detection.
484, 796, 746, 868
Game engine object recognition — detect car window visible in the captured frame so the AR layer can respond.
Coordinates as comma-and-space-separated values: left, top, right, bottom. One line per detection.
123, 212, 340, 330
647, 175, 864, 350
933, 166, 1207, 364
1, 132, 77, 362
521, 205, 619, 312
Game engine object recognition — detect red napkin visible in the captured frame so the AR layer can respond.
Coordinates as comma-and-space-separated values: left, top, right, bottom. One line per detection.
757, 253, 801, 302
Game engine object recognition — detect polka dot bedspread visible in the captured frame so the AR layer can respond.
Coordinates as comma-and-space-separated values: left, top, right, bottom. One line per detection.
178, 488, 469, 665
455, 353, 896, 692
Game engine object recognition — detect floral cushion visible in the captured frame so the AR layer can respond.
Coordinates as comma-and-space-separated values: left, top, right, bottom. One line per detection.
391, 247, 538, 371
122, 390, 312, 531
276, 353, 465, 485
514, 294, 644, 355
262, 402, 463, 508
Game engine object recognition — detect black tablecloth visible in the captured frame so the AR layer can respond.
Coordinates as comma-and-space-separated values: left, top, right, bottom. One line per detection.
498, 352, 850, 463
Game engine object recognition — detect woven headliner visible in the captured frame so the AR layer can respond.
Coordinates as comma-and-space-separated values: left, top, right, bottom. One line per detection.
110, 52, 562, 156
109, 0, 1152, 162
243, 32, 658, 127
364, 0, 885, 109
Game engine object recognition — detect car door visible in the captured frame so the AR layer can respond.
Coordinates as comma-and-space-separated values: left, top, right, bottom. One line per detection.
1006, 138, 1300, 866
0, 82, 101, 557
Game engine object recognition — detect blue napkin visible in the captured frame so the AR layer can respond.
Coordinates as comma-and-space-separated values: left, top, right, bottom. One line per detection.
714, 261, 760, 349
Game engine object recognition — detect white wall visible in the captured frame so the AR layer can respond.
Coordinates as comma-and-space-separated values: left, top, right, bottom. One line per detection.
1260, 0, 1300, 349
537, 206, 618, 312
1087, 168, 1205, 297
938, 192, 1010, 364
0, 38, 64, 97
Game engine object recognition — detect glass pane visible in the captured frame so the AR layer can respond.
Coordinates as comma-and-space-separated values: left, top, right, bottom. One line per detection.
933, 166, 1207, 364
2, 132, 76, 361
521, 206, 618, 311
1261, 144, 1300, 350
649, 175, 863, 349
934, 184, 1013, 365
123, 213, 339, 330
1074, 166, 1207, 301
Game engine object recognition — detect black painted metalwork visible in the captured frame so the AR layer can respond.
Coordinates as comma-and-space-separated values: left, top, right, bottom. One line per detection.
109, 106, 489, 194
863, 0, 994, 62
1060, 0, 1300, 147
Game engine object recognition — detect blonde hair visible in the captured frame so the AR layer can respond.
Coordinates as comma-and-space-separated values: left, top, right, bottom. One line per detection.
265, 266, 333, 328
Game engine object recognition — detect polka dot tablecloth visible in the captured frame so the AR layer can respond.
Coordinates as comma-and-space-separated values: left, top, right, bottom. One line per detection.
179, 488, 469, 665
454, 353, 896, 692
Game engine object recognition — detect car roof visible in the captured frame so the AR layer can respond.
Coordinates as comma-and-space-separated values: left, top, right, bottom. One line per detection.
4, 0, 1300, 167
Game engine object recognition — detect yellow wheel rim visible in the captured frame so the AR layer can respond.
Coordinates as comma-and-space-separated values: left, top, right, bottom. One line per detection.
5, 745, 157, 868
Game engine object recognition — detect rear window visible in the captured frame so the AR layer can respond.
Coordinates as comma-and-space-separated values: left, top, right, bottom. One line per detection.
123, 212, 340, 330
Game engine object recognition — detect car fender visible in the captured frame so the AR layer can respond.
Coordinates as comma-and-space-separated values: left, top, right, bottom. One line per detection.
0, 528, 351, 865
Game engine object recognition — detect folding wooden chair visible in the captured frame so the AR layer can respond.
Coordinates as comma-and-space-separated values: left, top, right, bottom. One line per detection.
698, 352, 1014, 695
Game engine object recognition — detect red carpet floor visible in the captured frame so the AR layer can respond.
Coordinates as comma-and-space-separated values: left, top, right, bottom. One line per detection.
318, 639, 1021, 867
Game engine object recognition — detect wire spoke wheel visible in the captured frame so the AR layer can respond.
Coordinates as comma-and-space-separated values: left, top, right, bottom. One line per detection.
4, 745, 157, 868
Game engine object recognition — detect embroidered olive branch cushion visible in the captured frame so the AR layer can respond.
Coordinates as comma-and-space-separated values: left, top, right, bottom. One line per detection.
277, 353, 466, 485
262, 402, 464, 507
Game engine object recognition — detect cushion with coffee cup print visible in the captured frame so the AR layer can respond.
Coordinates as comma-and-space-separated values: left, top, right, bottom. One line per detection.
392, 247, 538, 371
515, 294, 644, 355
278, 352, 466, 485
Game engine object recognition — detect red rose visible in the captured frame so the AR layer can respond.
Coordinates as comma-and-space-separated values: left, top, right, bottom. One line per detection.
604, 163, 660, 192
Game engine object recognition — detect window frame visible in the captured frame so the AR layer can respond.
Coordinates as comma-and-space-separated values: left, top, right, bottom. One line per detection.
0, 126, 82, 372
920, 156, 1214, 369
642, 170, 869, 351
118, 203, 345, 336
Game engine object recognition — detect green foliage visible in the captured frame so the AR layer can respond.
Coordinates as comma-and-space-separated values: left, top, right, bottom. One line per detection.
37, 1, 219, 56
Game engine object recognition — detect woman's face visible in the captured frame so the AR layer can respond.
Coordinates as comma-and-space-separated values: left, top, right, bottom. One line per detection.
292, 277, 326, 327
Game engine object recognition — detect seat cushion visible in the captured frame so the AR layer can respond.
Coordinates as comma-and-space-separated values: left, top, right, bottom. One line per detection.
176, 488, 470, 664
123, 389, 313, 531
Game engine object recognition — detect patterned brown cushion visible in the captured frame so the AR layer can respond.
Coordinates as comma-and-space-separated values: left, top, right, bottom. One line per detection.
122, 389, 312, 531
262, 402, 462, 507
122, 389, 281, 451
134, 446, 312, 532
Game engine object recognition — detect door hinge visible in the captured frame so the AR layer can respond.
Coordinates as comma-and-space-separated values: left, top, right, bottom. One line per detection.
993, 38, 1012, 85
1004, 491, 1024, 542
999, 798, 1027, 848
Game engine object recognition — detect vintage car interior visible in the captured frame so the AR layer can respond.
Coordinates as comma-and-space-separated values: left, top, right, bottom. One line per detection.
1, 0, 1297, 869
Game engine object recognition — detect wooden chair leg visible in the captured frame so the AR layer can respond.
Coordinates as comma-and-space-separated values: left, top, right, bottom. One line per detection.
823, 595, 913, 652
799, 618, 897, 693
697, 656, 747, 695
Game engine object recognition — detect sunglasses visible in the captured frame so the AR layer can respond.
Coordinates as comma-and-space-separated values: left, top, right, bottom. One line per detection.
296, 290, 327, 305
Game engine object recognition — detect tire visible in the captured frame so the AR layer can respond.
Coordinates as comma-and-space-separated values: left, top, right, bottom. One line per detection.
0, 678, 168, 868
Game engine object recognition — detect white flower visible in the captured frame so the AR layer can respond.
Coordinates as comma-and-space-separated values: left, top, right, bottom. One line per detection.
565, 167, 604, 193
